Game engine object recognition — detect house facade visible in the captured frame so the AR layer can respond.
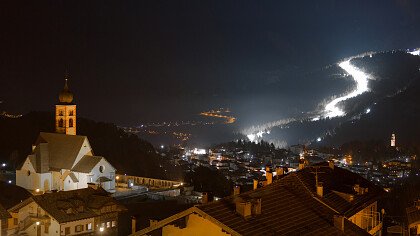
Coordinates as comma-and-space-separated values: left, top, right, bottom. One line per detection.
5, 188, 125, 236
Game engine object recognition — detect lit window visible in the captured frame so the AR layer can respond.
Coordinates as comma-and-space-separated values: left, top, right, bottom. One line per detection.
87, 223, 92, 231
106, 222, 111, 228
112, 221, 116, 227
75, 225, 84, 232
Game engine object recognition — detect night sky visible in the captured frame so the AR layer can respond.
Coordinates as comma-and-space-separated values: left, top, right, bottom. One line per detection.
1, 1, 420, 127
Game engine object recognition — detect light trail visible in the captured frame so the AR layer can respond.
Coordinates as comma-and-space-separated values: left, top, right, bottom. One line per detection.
323, 59, 371, 118
200, 109, 236, 124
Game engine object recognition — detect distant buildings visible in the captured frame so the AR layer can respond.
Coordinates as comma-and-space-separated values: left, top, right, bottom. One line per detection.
132, 162, 384, 236
15, 79, 116, 193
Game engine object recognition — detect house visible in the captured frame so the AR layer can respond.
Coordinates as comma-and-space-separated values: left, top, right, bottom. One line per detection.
407, 199, 420, 235
5, 187, 126, 236
0, 181, 33, 236
131, 161, 384, 236
0, 204, 11, 236
16, 78, 116, 193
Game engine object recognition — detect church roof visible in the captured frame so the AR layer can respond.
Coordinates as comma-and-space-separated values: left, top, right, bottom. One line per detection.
68, 172, 79, 183
35, 132, 88, 170
71, 155, 103, 173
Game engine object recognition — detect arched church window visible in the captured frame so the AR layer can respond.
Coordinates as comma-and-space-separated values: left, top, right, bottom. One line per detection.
99, 166, 105, 173
69, 110, 74, 116
69, 119, 73, 127
59, 110, 63, 116
59, 119, 64, 127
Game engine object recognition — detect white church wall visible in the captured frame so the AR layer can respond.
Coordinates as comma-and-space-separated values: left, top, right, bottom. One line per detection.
90, 158, 116, 192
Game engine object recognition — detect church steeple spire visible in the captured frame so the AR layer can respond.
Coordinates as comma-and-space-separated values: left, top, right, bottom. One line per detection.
55, 74, 77, 135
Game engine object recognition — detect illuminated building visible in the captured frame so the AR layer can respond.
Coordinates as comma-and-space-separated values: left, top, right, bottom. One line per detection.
16, 77, 116, 193
55, 77, 76, 135
390, 133, 396, 147
0, 186, 125, 236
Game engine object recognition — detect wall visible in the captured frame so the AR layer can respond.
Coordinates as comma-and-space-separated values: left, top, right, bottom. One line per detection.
16, 157, 38, 191
162, 214, 229, 236
348, 201, 379, 233
60, 218, 94, 236
90, 158, 116, 192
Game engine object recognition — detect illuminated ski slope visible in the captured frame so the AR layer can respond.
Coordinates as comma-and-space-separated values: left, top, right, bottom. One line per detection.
243, 48, 418, 144
323, 59, 371, 118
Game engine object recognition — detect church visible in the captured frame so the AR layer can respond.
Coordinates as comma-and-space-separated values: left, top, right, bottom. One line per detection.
16, 77, 116, 193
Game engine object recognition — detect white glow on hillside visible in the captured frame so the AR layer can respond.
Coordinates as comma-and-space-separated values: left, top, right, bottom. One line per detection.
408, 48, 420, 56
324, 59, 371, 118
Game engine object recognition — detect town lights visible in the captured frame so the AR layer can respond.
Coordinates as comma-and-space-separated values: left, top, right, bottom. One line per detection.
35, 189, 40, 193
99, 227, 104, 232
116, 176, 120, 180
36, 222, 40, 226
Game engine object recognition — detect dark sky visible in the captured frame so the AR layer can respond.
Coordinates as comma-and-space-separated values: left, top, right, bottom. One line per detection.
1, 0, 420, 127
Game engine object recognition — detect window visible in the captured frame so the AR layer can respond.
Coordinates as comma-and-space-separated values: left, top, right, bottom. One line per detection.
112, 221, 117, 227
65, 227, 70, 235
69, 119, 73, 127
86, 223, 92, 231
59, 110, 63, 116
59, 119, 64, 127
75, 225, 84, 232
27, 170, 31, 176
99, 166, 105, 173
69, 110, 74, 116
106, 222, 111, 228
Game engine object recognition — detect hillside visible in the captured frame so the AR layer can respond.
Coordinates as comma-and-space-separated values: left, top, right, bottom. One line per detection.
0, 111, 180, 179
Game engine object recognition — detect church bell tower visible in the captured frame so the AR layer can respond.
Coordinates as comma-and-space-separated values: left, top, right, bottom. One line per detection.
55, 75, 76, 135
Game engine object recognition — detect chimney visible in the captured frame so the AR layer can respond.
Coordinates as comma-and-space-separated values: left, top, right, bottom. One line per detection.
251, 198, 262, 215
253, 179, 259, 190
316, 182, 323, 197
131, 216, 137, 234
266, 172, 273, 185
276, 167, 284, 177
333, 215, 345, 231
202, 192, 209, 204
233, 186, 240, 196
329, 160, 335, 170
298, 158, 306, 170
236, 200, 252, 218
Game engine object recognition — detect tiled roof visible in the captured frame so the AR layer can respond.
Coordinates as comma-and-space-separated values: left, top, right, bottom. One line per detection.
134, 163, 380, 236
35, 132, 88, 170
294, 162, 384, 217
0, 181, 31, 209
32, 188, 125, 223
71, 155, 102, 173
